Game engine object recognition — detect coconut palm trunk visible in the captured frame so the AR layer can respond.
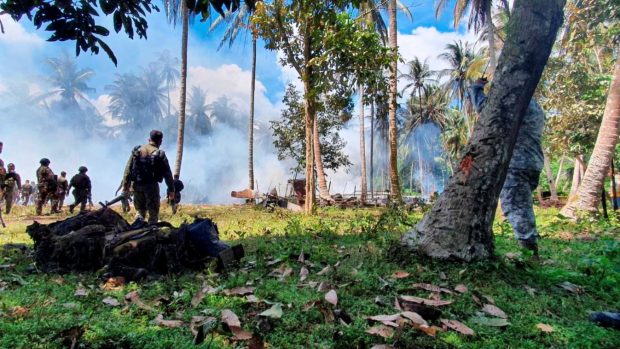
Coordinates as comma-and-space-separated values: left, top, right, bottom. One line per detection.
359, 87, 368, 204
174, 0, 189, 177
569, 156, 585, 197
560, 58, 620, 217
248, 35, 256, 190
303, 28, 316, 214
387, 0, 402, 202
486, 2, 497, 76
403, 0, 565, 261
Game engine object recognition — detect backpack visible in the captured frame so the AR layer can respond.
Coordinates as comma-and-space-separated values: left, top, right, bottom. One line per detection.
130, 146, 161, 184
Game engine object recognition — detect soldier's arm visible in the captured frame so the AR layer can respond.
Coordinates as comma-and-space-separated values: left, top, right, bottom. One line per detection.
160, 151, 175, 193
122, 152, 134, 192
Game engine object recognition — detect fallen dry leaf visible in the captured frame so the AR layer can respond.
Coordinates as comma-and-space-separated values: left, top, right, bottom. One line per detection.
102, 297, 120, 307
558, 281, 584, 294
536, 323, 554, 333
10, 306, 29, 318
191, 284, 218, 307
223, 286, 255, 297
317, 265, 333, 276
221, 309, 241, 328
317, 303, 335, 323
400, 295, 453, 307
300, 267, 309, 282
230, 326, 253, 340
317, 282, 334, 292
441, 319, 475, 336
259, 303, 283, 319
366, 325, 395, 338
370, 345, 396, 349
454, 284, 468, 294
394, 297, 403, 311
368, 314, 401, 323
74, 285, 88, 297
505, 252, 522, 260
413, 323, 443, 337
400, 311, 428, 326
391, 271, 410, 279
154, 314, 184, 328
411, 283, 452, 294
439, 272, 447, 280
483, 295, 495, 304
246, 295, 260, 303
325, 290, 338, 306
125, 291, 154, 312
469, 316, 510, 327
482, 304, 507, 319
471, 294, 482, 305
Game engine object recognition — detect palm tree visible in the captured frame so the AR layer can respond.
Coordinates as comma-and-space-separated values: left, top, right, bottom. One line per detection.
561, 59, 620, 217
400, 57, 435, 116
209, 3, 256, 189
139, 65, 169, 126
387, 0, 402, 201
156, 50, 180, 117
187, 86, 211, 136
441, 108, 469, 166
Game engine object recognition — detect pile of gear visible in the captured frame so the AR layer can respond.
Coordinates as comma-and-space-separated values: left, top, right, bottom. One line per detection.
26, 208, 243, 280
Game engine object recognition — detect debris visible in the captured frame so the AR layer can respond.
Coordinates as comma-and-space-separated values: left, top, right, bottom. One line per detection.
469, 316, 510, 327
191, 284, 219, 307
536, 323, 554, 333
317, 265, 332, 276
482, 304, 507, 318
325, 290, 338, 306
370, 345, 396, 349
221, 309, 241, 328
74, 284, 88, 297
102, 276, 125, 291
246, 295, 260, 303
441, 319, 475, 336
102, 297, 120, 307
390, 271, 410, 279
125, 291, 154, 312
317, 282, 334, 292
366, 325, 395, 338
9, 306, 29, 318
558, 281, 584, 294
300, 267, 309, 282
368, 314, 401, 327
400, 311, 428, 326
259, 303, 283, 319
154, 314, 184, 328
400, 295, 452, 307
454, 284, 468, 294
223, 286, 255, 297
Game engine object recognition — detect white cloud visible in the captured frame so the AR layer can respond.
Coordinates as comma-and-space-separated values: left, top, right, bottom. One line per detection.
0, 14, 43, 45
0, 82, 6, 94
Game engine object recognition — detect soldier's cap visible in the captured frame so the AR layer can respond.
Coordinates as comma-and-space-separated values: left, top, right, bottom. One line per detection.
40, 158, 50, 165
78, 166, 88, 173
150, 130, 164, 142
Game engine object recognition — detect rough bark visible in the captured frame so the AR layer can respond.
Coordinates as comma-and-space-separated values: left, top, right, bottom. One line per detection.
561, 59, 620, 217
555, 155, 565, 189
303, 28, 315, 214
403, 0, 566, 261
313, 116, 331, 201
173, 0, 189, 177
370, 101, 375, 199
543, 151, 559, 202
248, 36, 256, 190
387, 0, 402, 202
359, 87, 368, 204
569, 156, 584, 197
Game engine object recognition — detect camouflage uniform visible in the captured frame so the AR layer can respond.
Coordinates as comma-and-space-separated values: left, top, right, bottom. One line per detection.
470, 82, 545, 247
36, 161, 56, 215
68, 168, 92, 213
21, 182, 33, 205
56, 174, 69, 210
2, 164, 22, 214
122, 140, 174, 224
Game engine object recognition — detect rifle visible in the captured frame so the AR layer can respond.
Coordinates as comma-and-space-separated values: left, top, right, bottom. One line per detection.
99, 192, 129, 208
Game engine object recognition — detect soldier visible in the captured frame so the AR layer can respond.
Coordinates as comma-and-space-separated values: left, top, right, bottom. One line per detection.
55, 171, 69, 211
21, 180, 33, 205
115, 181, 132, 213
122, 130, 174, 224
2, 163, 22, 214
35, 158, 57, 215
470, 79, 545, 259
168, 175, 184, 214
68, 166, 92, 213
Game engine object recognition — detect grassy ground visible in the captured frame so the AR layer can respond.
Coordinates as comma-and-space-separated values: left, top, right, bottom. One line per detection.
0, 204, 619, 348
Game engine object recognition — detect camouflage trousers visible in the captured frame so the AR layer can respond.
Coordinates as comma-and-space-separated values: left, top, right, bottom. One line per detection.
3, 188, 14, 214
500, 169, 541, 244
21, 194, 30, 206
70, 189, 89, 213
36, 187, 52, 215
133, 183, 160, 225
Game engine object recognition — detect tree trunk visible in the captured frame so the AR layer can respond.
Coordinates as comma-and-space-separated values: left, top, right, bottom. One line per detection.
387, 0, 402, 202
543, 151, 559, 202
486, 2, 498, 77
569, 156, 583, 197
359, 87, 368, 204
370, 101, 375, 199
313, 115, 331, 201
303, 29, 315, 214
560, 58, 620, 217
403, 0, 565, 261
555, 155, 565, 189
173, 0, 189, 178
248, 36, 256, 190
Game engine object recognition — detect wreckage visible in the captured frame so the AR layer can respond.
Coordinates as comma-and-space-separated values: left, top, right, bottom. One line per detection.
26, 208, 243, 280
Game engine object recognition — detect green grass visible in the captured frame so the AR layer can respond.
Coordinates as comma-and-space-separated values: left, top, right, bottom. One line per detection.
1, 204, 619, 348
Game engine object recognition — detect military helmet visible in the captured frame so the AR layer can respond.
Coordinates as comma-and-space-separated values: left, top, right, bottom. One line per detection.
40, 158, 50, 166
8, 163, 15, 171
79, 166, 88, 173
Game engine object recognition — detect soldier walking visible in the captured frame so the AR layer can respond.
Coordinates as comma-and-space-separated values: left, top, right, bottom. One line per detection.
35, 158, 57, 215
122, 130, 174, 224
68, 166, 92, 213
55, 171, 69, 211
2, 163, 22, 214
21, 180, 33, 206
470, 79, 545, 259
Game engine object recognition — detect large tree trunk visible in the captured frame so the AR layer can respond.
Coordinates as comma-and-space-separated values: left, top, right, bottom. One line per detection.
403, 0, 565, 261
359, 87, 368, 204
543, 151, 559, 202
555, 155, 565, 189
313, 116, 331, 201
561, 59, 620, 217
173, 0, 189, 177
568, 156, 584, 197
387, 0, 402, 202
370, 101, 375, 199
303, 29, 316, 214
486, 2, 498, 77
248, 36, 256, 190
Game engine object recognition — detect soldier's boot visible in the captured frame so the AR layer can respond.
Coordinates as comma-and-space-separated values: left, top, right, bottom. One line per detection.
68, 204, 75, 214
518, 239, 540, 262
217, 244, 245, 271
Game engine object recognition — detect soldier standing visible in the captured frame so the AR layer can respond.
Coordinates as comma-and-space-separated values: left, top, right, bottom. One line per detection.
2, 163, 22, 214
470, 79, 545, 259
35, 158, 56, 215
55, 171, 69, 211
168, 175, 184, 214
68, 166, 92, 213
21, 180, 33, 206
122, 130, 174, 224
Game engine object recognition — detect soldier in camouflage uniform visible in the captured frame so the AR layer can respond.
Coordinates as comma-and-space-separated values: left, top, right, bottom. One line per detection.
470, 79, 545, 257
2, 163, 22, 214
55, 171, 69, 211
68, 166, 92, 213
21, 180, 34, 206
122, 130, 174, 224
36, 158, 57, 215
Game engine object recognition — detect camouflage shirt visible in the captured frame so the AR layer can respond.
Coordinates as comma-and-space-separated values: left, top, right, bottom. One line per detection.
57, 176, 69, 194
122, 141, 174, 192
36, 165, 55, 188
470, 83, 545, 171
